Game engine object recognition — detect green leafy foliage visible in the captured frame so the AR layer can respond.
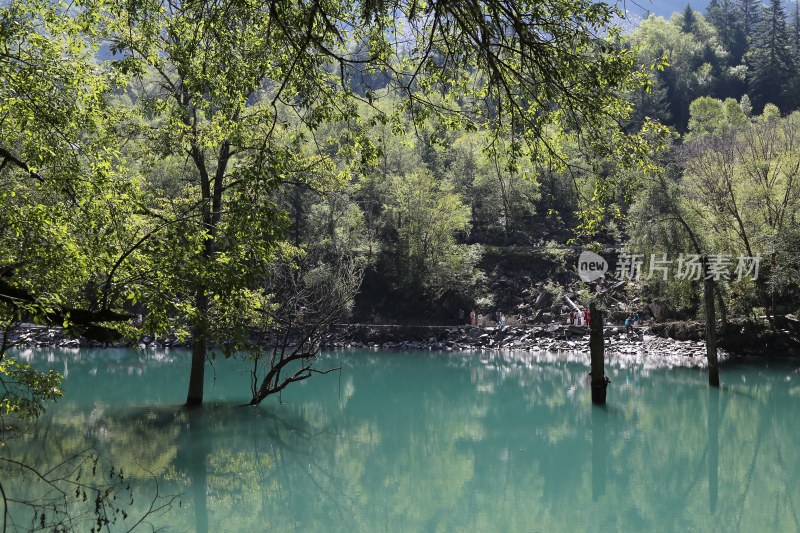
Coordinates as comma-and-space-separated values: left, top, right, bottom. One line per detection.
628, 98, 800, 318
1, 0, 665, 404
629, 12, 731, 129
0, 356, 62, 420
382, 170, 476, 301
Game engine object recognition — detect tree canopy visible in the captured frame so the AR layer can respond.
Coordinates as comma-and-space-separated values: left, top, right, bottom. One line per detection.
0, 0, 658, 406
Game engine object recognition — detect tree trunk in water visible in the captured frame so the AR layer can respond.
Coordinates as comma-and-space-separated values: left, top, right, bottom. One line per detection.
186, 290, 208, 406
589, 302, 608, 405
703, 258, 720, 387
707, 387, 719, 513
187, 409, 209, 533
591, 405, 607, 501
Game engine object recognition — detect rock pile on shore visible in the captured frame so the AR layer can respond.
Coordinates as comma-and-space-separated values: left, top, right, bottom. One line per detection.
7, 325, 82, 348
14, 320, 795, 368
322, 324, 724, 368
5, 324, 187, 349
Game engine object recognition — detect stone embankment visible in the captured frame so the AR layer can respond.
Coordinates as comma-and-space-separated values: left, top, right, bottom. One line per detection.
324, 317, 799, 359
322, 323, 724, 368
9, 318, 796, 367
5, 324, 186, 349
649, 318, 800, 356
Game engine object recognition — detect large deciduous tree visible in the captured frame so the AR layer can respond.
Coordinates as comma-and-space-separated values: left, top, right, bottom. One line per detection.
108, 0, 365, 405
103, 0, 652, 406
1, 0, 143, 421
0, 0, 137, 332
680, 102, 800, 321
0, 2, 180, 525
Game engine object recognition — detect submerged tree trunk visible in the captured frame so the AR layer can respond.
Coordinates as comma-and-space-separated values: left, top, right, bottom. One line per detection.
186, 290, 208, 407
703, 258, 720, 387
184, 141, 228, 407
187, 409, 210, 533
589, 302, 608, 405
707, 387, 720, 513
591, 405, 607, 501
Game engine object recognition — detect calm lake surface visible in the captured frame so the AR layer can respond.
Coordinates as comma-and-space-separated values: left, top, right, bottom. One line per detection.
4, 347, 800, 532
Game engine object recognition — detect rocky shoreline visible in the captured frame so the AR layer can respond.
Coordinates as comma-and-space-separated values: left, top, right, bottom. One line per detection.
8, 318, 798, 369
5, 324, 186, 349
321, 323, 723, 368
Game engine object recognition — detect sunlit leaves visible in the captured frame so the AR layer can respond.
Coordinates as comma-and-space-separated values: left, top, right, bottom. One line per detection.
382, 170, 476, 300
0, 356, 63, 420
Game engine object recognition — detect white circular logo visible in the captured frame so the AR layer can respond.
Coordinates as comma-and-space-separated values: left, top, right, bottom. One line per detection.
578, 251, 608, 282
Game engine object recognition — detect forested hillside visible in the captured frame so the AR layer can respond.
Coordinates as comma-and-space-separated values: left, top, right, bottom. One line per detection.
1, 0, 799, 345
622, 0, 800, 325
279, 0, 800, 325
630, 0, 800, 129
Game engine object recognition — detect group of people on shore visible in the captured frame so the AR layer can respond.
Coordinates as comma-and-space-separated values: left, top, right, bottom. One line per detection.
624, 313, 642, 340
462, 308, 644, 339
568, 308, 590, 326
567, 309, 645, 341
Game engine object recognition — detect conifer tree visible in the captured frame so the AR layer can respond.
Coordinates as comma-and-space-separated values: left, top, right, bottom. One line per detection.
682, 4, 698, 34
748, 0, 795, 110
737, 0, 762, 40
785, 1, 800, 109
707, 0, 747, 63
792, 1, 800, 61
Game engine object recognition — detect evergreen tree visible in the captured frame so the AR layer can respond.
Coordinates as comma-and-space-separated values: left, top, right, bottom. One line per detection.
792, 1, 800, 62
682, 4, 698, 33
737, 0, 762, 40
748, 0, 795, 110
707, 0, 748, 63
629, 73, 673, 129
785, 1, 800, 109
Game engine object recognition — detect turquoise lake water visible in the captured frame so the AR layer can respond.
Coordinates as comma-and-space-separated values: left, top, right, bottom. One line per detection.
3, 347, 800, 532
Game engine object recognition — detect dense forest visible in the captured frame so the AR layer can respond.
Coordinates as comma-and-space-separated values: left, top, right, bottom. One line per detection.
276, 0, 800, 326
1, 0, 800, 412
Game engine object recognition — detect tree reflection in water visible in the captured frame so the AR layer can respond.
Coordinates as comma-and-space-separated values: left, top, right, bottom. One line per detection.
3, 348, 800, 532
